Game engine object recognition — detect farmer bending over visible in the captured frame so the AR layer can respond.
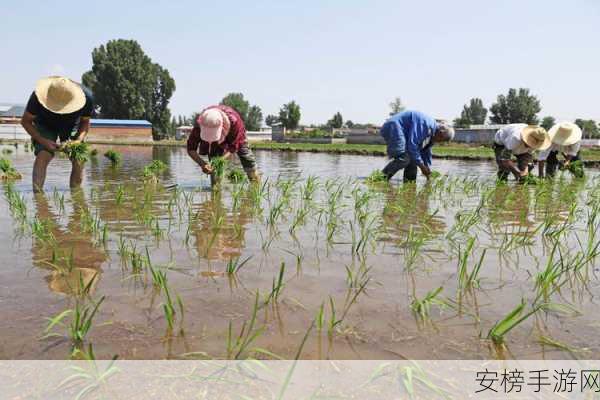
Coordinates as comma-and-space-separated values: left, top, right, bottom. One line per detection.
187, 105, 259, 185
538, 122, 583, 178
21, 76, 94, 192
380, 110, 454, 182
493, 124, 550, 181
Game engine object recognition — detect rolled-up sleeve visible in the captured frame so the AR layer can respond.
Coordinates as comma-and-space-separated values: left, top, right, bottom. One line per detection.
420, 146, 432, 166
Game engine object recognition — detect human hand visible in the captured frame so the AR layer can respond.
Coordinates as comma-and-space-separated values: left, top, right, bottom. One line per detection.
201, 164, 214, 174
41, 138, 59, 152
519, 169, 529, 177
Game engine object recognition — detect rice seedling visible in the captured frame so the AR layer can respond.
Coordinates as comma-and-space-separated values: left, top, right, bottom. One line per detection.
410, 287, 446, 321
300, 175, 319, 202
225, 255, 252, 275
0, 158, 22, 180
103, 150, 122, 165
2, 148, 13, 155
566, 160, 584, 178
226, 168, 247, 183
210, 156, 228, 181
89, 148, 98, 157
31, 217, 56, 245
487, 299, 537, 345
4, 182, 27, 223
345, 262, 371, 289
61, 141, 90, 163
366, 170, 387, 184
115, 184, 125, 206
142, 160, 167, 182
457, 237, 486, 292
264, 262, 286, 305
43, 296, 105, 348
59, 345, 119, 399
226, 291, 272, 359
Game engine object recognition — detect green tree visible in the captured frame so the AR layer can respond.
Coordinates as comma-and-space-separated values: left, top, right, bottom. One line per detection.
82, 39, 176, 140
246, 105, 263, 131
220, 92, 263, 131
346, 120, 354, 128
279, 101, 301, 130
575, 119, 599, 139
389, 97, 405, 116
265, 114, 279, 126
221, 92, 249, 120
489, 88, 541, 125
327, 112, 344, 129
453, 98, 487, 128
540, 116, 556, 131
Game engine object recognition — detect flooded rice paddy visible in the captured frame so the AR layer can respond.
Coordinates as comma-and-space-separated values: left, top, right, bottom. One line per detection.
1, 143, 599, 360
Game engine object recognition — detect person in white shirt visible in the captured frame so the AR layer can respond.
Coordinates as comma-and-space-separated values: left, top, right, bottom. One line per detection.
493, 124, 551, 181
538, 122, 583, 178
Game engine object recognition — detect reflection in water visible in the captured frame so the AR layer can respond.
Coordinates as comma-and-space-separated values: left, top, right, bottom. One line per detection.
191, 189, 252, 261
381, 183, 446, 243
32, 190, 107, 295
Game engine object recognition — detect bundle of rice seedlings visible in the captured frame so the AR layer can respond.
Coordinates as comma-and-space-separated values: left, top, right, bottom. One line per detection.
210, 157, 228, 180
227, 168, 247, 183
143, 160, 167, 182
104, 150, 122, 165
566, 160, 584, 178
0, 158, 22, 180
61, 142, 90, 163
366, 170, 387, 183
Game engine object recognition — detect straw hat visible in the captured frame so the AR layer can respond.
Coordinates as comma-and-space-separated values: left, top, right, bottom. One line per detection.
35, 76, 86, 114
548, 122, 582, 146
521, 125, 551, 150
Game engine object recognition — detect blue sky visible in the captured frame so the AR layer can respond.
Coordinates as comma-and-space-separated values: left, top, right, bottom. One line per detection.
2, 0, 599, 125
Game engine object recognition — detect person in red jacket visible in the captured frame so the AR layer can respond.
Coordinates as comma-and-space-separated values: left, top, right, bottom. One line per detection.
187, 105, 259, 184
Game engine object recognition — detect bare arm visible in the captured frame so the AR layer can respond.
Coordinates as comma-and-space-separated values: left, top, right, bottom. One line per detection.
75, 117, 91, 141
499, 159, 525, 179
187, 149, 213, 174
21, 112, 58, 151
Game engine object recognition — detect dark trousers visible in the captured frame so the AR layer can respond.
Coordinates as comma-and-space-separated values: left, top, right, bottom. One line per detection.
382, 153, 418, 182
546, 151, 581, 177
493, 143, 532, 181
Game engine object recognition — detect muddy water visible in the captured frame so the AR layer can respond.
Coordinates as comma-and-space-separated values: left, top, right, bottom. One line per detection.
0, 143, 598, 360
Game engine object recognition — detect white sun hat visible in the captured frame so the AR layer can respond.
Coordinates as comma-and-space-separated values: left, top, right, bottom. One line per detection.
521, 125, 551, 150
35, 76, 86, 114
198, 108, 224, 143
548, 122, 583, 146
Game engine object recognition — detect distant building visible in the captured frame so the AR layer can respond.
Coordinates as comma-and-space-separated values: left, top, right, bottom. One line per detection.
454, 124, 504, 144
175, 125, 193, 140
88, 119, 153, 142
0, 103, 25, 123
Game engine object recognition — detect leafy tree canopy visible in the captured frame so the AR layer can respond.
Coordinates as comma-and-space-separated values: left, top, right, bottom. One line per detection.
489, 88, 541, 125
82, 39, 176, 139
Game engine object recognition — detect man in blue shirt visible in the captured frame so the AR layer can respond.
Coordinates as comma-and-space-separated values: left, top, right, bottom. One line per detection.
379, 110, 454, 182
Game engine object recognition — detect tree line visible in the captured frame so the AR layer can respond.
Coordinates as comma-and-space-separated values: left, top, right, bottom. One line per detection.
82, 39, 599, 140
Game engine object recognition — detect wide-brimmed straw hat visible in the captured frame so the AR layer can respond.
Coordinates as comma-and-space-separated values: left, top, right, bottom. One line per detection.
35, 76, 86, 114
548, 122, 582, 146
198, 108, 224, 143
521, 125, 551, 150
